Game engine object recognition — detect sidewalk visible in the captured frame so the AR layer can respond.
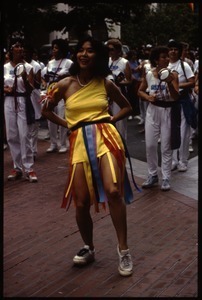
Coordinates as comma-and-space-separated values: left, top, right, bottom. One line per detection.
3, 131, 198, 297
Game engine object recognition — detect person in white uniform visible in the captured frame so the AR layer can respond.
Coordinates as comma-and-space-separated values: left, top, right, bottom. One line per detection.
23, 44, 42, 160
137, 44, 152, 127
41, 39, 73, 153
138, 46, 179, 191
106, 39, 132, 141
4, 38, 38, 182
168, 40, 195, 172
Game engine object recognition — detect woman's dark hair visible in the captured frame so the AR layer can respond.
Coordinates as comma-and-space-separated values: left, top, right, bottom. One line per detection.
149, 46, 169, 67
126, 50, 138, 61
69, 36, 111, 77
107, 39, 123, 54
51, 39, 69, 58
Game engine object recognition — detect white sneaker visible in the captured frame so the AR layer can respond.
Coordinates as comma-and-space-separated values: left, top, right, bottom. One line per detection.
178, 164, 187, 172
134, 115, 141, 121
46, 146, 58, 153
138, 119, 144, 125
161, 179, 170, 191
128, 116, 133, 120
73, 245, 95, 265
117, 245, 133, 276
142, 175, 158, 188
25, 171, 38, 183
189, 145, 194, 153
59, 147, 68, 153
171, 162, 178, 171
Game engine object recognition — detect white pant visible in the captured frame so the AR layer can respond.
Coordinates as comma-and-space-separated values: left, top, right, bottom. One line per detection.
145, 103, 172, 180
172, 107, 191, 167
29, 122, 39, 156
4, 96, 34, 173
139, 99, 148, 122
47, 99, 68, 148
31, 89, 42, 120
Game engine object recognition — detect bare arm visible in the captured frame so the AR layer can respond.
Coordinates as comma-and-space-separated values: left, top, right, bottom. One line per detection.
165, 71, 179, 100
179, 76, 195, 90
118, 61, 132, 86
137, 76, 155, 102
41, 78, 70, 129
194, 72, 199, 95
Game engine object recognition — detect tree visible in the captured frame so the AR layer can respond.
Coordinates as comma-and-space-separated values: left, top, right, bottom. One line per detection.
121, 3, 199, 49
2, 1, 199, 50
2, 1, 150, 48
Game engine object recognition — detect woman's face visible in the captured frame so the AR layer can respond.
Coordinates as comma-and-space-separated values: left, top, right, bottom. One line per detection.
76, 41, 96, 71
168, 47, 179, 62
157, 52, 170, 69
11, 42, 24, 58
108, 44, 120, 59
52, 44, 60, 59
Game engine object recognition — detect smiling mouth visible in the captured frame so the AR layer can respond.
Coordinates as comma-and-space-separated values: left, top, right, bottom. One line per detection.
80, 60, 89, 65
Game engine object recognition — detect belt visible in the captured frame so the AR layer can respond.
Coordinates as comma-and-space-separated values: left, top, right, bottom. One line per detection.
70, 118, 111, 131
5, 92, 28, 97
152, 100, 177, 108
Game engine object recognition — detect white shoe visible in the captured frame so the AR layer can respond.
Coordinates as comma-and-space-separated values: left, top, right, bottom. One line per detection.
117, 245, 133, 277
161, 179, 170, 191
134, 115, 141, 121
189, 145, 194, 153
59, 147, 68, 153
178, 164, 187, 172
138, 119, 144, 125
25, 171, 38, 183
46, 146, 58, 153
171, 162, 178, 171
128, 116, 133, 120
73, 245, 95, 265
142, 175, 158, 188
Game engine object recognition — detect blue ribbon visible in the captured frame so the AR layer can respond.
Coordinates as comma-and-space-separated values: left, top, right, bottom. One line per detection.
82, 125, 106, 203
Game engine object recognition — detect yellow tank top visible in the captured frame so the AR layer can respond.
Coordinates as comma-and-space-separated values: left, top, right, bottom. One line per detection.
65, 78, 110, 129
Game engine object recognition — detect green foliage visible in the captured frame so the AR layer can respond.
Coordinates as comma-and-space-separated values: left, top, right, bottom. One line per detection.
121, 3, 199, 49
2, 1, 199, 50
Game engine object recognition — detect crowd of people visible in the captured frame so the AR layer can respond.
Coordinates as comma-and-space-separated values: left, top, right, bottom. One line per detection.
4, 36, 199, 276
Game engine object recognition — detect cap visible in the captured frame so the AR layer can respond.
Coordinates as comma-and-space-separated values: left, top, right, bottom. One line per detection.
167, 40, 180, 49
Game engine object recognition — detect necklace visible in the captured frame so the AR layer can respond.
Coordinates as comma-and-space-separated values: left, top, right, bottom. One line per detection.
76, 75, 91, 87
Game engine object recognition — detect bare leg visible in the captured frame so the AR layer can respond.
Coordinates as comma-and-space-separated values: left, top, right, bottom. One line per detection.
73, 163, 94, 250
100, 154, 128, 250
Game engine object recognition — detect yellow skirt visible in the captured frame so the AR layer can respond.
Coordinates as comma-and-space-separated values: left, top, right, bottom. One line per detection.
61, 122, 126, 212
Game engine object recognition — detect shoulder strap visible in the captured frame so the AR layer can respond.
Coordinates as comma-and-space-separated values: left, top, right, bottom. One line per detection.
180, 59, 188, 82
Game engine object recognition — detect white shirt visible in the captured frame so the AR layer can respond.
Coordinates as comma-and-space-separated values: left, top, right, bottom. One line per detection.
41, 58, 72, 82
109, 57, 128, 78
168, 59, 194, 91
4, 61, 33, 93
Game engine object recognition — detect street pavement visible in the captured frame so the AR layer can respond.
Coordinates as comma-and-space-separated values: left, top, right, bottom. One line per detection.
3, 119, 198, 297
